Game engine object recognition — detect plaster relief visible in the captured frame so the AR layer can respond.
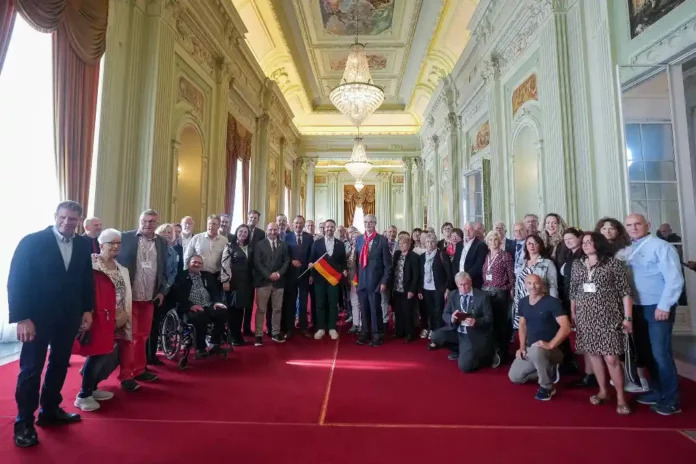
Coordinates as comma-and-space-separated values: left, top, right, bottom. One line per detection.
178, 76, 205, 115
512, 73, 538, 116
472, 121, 490, 153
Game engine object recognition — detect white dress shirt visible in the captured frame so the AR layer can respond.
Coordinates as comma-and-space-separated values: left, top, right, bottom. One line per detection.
458, 239, 474, 272
325, 237, 335, 256
52, 225, 73, 270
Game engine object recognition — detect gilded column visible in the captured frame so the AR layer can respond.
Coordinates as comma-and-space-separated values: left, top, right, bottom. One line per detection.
414, 157, 425, 228
251, 112, 270, 221
277, 137, 287, 216
207, 58, 232, 217
538, 1, 577, 223
291, 158, 302, 218
402, 157, 413, 230
482, 57, 506, 224
147, 3, 177, 218
445, 113, 462, 226
584, 0, 628, 219
304, 158, 317, 221
327, 172, 339, 222
171, 140, 180, 219
431, 135, 441, 232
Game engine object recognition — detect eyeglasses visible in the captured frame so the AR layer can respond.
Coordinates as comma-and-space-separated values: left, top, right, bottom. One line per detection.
106, 241, 122, 246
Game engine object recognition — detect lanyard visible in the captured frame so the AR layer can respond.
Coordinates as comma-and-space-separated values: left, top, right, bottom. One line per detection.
628, 235, 652, 263
486, 252, 500, 274
584, 259, 597, 282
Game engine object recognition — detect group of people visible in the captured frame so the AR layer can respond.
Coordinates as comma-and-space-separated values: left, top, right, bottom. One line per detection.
5, 200, 689, 449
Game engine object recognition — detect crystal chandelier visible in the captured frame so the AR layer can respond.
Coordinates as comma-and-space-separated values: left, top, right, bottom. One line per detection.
354, 180, 365, 192
329, 10, 384, 126
345, 135, 373, 183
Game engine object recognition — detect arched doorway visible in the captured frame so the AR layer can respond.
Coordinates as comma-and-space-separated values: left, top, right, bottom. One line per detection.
512, 124, 541, 219
177, 125, 203, 227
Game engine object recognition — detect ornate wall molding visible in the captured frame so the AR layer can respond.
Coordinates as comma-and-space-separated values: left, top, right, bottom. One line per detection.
472, 121, 491, 153
512, 73, 539, 116
178, 76, 205, 116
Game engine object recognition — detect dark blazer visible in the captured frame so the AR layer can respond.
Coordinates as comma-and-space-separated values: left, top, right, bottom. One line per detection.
442, 288, 493, 353
310, 237, 347, 284
8, 227, 95, 325
286, 231, 314, 284
450, 238, 488, 290
173, 243, 184, 274
253, 238, 290, 288
388, 250, 420, 295
504, 238, 516, 257
117, 230, 169, 298
83, 234, 100, 254
247, 226, 266, 248
354, 233, 392, 293
418, 249, 451, 294
171, 271, 224, 314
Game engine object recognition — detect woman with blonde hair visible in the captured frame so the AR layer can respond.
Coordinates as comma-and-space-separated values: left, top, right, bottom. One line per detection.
540, 213, 568, 263
74, 229, 133, 410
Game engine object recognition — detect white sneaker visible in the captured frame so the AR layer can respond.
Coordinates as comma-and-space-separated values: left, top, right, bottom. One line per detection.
74, 396, 100, 412
420, 329, 428, 339
314, 330, 325, 340
329, 329, 339, 340
92, 389, 114, 401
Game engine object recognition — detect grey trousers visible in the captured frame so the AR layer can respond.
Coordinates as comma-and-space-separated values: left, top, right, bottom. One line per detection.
508, 345, 563, 389
381, 289, 390, 323
256, 285, 284, 336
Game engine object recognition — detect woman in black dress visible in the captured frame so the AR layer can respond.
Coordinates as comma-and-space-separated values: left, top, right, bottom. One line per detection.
221, 224, 254, 346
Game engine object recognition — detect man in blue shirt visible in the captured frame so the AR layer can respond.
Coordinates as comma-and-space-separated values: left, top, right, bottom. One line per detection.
625, 214, 684, 415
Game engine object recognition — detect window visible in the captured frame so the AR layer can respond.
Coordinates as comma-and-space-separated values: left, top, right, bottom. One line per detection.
625, 123, 681, 240
0, 17, 58, 340
231, 159, 249, 230
352, 206, 365, 233
87, 57, 106, 217
462, 170, 484, 224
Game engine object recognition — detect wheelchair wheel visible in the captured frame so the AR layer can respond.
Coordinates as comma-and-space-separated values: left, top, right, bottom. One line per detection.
161, 309, 182, 360
178, 357, 188, 370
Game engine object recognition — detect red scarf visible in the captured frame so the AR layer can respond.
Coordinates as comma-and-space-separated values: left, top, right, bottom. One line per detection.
360, 231, 377, 269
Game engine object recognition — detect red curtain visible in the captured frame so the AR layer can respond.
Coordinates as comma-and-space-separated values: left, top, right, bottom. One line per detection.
224, 115, 238, 215
0, 0, 16, 76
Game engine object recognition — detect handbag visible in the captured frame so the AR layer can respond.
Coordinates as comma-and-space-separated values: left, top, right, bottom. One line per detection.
623, 333, 640, 386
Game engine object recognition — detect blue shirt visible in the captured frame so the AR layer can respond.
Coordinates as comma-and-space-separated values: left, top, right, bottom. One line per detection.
52, 225, 73, 270
627, 235, 683, 311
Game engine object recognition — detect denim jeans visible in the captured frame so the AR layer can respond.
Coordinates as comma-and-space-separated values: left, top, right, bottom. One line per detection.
634, 304, 680, 407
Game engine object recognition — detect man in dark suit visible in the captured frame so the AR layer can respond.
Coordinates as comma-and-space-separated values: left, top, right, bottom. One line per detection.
219, 213, 235, 242
247, 209, 266, 248
354, 214, 392, 346
431, 271, 493, 373
309, 219, 347, 340
494, 222, 516, 257
117, 209, 168, 388
266, 214, 290, 333
8, 201, 95, 448
82, 216, 102, 254
253, 222, 290, 346
283, 215, 313, 338
451, 222, 488, 289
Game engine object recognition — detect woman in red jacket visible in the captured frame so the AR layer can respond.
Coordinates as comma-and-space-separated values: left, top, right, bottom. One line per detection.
73, 228, 132, 411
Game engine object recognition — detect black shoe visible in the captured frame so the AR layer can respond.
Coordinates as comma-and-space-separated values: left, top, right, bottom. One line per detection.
571, 374, 598, 388
134, 371, 159, 382
231, 339, 248, 347
356, 336, 369, 345
272, 333, 286, 343
491, 352, 502, 368
194, 349, 210, 359
121, 379, 140, 392
208, 345, 232, 355
447, 353, 459, 361
370, 338, 384, 347
147, 357, 165, 366
36, 408, 81, 427
254, 336, 264, 347
14, 421, 38, 448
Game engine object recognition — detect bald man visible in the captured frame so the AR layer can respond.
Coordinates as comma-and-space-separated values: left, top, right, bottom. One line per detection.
82, 217, 102, 253
624, 214, 683, 415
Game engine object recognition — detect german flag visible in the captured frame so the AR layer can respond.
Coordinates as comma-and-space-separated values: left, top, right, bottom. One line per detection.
314, 256, 342, 286
352, 273, 358, 287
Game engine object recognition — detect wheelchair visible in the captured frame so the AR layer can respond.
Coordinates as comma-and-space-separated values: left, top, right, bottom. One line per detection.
160, 308, 231, 370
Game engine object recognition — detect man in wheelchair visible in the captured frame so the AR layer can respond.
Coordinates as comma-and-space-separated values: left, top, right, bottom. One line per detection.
172, 255, 230, 358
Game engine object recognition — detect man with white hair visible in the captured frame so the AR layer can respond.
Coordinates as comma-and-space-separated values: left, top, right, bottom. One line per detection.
180, 216, 195, 251
494, 222, 516, 257
83, 217, 102, 254
354, 214, 392, 346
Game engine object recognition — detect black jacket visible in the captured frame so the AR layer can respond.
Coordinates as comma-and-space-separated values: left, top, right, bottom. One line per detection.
310, 237, 347, 285
450, 238, 488, 290
253, 238, 290, 288
171, 271, 224, 314
418, 249, 451, 294
388, 250, 420, 295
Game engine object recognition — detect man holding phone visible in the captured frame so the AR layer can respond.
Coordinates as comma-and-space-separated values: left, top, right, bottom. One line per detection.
429, 271, 493, 373
508, 274, 571, 401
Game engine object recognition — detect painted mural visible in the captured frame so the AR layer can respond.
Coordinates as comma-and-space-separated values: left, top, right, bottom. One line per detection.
320, 0, 395, 36
512, 74, 538, 116
628, 0, 686, 38
330, 54, 387, 71
472, 122, 490, 153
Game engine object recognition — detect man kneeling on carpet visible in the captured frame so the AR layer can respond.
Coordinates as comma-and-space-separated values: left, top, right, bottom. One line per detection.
430, 271, 493, 372
172, 255, 229, 358
508, 274, 570, 401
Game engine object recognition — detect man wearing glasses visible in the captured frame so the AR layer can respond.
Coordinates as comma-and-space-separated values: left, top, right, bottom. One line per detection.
354, 214, 392, 346
117, 210, 168, 386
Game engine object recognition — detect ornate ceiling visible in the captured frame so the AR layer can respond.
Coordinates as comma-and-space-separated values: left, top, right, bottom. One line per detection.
231, 0, 477, 135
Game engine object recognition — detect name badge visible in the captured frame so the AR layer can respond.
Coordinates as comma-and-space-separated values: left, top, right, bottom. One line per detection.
142, 261, 153, 269
485, 273, 493, 282
583, 283, 596, 293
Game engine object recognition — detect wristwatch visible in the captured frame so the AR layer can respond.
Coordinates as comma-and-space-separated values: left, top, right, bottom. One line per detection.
624, 316, 633, 322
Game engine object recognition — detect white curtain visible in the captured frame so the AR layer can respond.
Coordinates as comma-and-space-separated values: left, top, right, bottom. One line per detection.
0, 17, 58, 342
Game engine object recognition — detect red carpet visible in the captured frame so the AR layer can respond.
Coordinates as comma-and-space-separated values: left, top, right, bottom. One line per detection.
0, 328, 695, 463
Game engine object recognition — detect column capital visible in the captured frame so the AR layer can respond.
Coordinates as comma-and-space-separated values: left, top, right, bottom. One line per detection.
376, 172, 391, 182
414, 157, 425, 171
327, 172, 339, 182
401, 157, 414, 170
480, 54, 501, 85
301, 157, 317, 172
